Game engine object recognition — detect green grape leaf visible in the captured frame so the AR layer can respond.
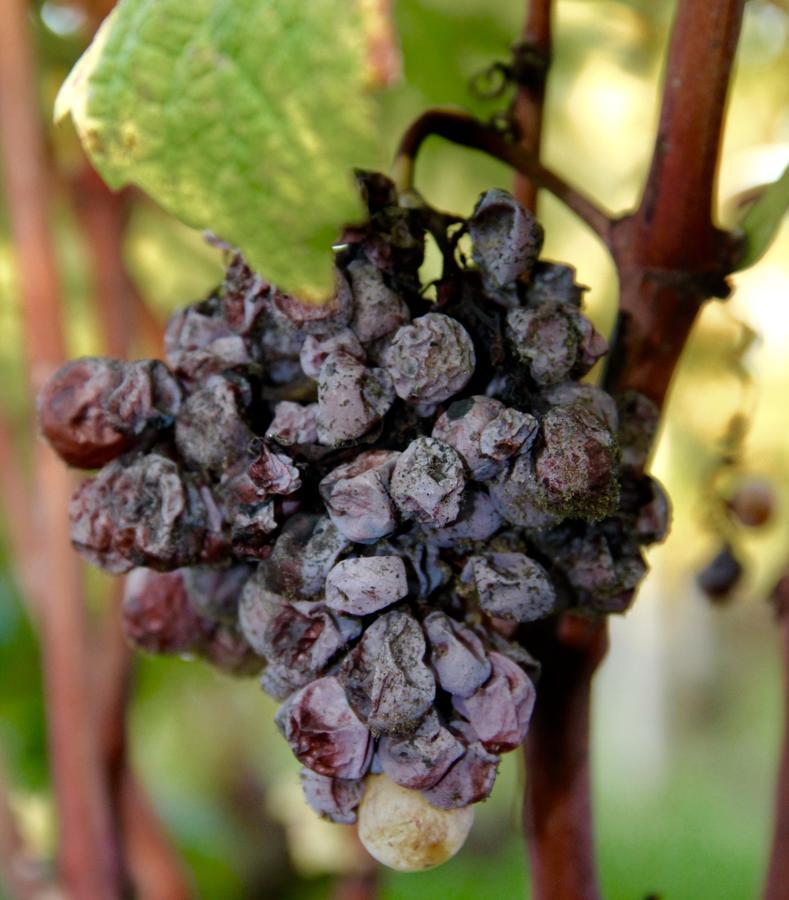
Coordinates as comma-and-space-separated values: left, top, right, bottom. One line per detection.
56, 0, 383, 299
734, 164, 789, 272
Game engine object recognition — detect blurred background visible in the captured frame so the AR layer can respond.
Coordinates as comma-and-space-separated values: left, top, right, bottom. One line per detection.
0, 0, 788, 897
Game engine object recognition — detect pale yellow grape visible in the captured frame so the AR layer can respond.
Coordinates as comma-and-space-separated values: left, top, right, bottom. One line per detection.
357, 774, 474, 872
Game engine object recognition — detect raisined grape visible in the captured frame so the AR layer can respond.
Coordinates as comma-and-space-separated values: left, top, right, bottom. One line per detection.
39, 180, 671, 862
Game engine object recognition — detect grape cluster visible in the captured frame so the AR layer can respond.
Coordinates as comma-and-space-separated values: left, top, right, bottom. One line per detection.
39, 173, 669, 838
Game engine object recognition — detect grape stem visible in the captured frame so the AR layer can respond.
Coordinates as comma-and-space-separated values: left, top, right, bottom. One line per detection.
392, 108, 612, 241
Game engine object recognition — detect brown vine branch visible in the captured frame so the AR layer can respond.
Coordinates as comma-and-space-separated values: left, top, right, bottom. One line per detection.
0, 414, 39, 621
393, 108, 612, 240
523, 616, 608, 900
70, 164, 135, 359
765, 574, 789, 900
121, 773, 193, 900
73, 161, 136, 892
0, 1, 123, 897
604, 0, 746, 407
511, 0, 552, 211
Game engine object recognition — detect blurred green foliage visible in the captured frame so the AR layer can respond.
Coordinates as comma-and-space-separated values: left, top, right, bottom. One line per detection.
1, 1, 788, 898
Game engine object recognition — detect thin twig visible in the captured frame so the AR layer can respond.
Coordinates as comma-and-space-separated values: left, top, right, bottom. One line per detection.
0, 2, 123, 896
69, 164, 135, 359
765, 575, 789, 899
120, 773, 193, 900
0, 412, 39, 621
393, 108, 612, 241
511, 0, 552, 211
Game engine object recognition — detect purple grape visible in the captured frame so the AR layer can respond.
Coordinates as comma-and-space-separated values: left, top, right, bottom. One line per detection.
300, 769, 365, 824
469, 189, 543, 287
319, 450, 400, 543
39, 358, 180, 468
462, 552, 557, 623
616, 390, 660, 473
534, 402, 619, 520
426, 489, 503, 549
228, 502, 278, 560
299, 328, 365, 379
378, 710, 465, 790
260, 665, 304, 701
541, 382, 619, 432
346, 258, 411, 343
452, 652, 535, 752
276, 676, 373, 779
479, 408, 538, 461
390, 438, 466, 527
697, 545, 742, 601
296, 518, 352, 598
523, 261, 584, 307
634, 477, 671, 543
106, 360, 181, 434
252, 304, 306, 385
183, 564, 252, 622
324, 556, 408, 615
556, 531, 618, 597
384, 314, 476, 405
220, 252, 271, 335
201, 624, 264, 676
70, 455, 208, 572
421, 731, 499, 809
572, 310, 609, 371
432, 397, 508, 481
69, 468, 135, 573
271, 272, 353, 335
316, 351, 395, 446
506, 304, 606, 386
339, 611, 435, 735
262, 515, 351, 599
265, 401, 318, 447
239, 576, 359, 685
387, 536, 449, 598
506, 304, 578, 385
423, 612, 492, 699
123, 568, 207, 654
488, 455, 562, 531
165, 300, 252, 382
175, 375, 253, 474
226, 445, 302, 499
